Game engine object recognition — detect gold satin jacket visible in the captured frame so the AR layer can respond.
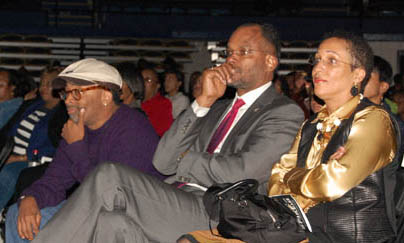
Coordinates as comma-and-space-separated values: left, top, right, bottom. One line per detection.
268, 96, 397, 211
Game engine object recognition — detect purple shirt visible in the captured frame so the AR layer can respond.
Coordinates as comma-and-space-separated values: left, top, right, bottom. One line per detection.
23, 105, 164, 209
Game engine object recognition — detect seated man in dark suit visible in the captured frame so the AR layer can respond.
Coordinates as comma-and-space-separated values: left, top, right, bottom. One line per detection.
24, 23, 304, 243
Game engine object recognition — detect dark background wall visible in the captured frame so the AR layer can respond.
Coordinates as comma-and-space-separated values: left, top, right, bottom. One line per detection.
1, 0, 404, 41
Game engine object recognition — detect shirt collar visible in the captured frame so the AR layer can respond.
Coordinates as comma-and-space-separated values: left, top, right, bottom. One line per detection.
234, 81, 272, 108
314, 95, 361, 123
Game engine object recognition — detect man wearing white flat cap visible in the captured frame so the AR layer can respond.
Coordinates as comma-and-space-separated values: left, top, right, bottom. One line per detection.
5, 58, 164, 242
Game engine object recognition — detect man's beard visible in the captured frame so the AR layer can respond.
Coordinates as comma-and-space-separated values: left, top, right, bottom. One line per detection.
227, 79, 248, 89
68, 113, 79, 124
226, 68, 246, 89
66, 105, 80, 124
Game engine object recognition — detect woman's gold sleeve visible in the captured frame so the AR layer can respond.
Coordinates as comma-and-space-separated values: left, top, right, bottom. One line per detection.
285, 108, 397, 202
268, 126, 302, 196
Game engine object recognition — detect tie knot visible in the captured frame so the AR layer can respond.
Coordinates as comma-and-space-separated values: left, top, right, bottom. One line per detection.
233, 98, 245, 110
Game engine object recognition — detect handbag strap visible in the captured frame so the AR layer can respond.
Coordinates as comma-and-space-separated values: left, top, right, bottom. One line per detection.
207, 179, 259, 237
0, 135, 14, 170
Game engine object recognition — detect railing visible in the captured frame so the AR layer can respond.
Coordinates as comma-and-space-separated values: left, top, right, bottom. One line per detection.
0, 34, 198, 80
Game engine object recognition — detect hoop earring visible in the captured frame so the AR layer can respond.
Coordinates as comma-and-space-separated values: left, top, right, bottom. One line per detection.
350, 83, 359, 96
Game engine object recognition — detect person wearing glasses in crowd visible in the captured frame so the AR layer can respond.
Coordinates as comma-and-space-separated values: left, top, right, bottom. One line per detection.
14, 23, 303, 243
5, 58, 165, 242
268, 31, 399, 243
141, 67, 173, 136
181, 31, 400, 243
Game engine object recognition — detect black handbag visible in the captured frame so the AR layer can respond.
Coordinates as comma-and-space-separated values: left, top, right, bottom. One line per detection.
203, 179, 308, 243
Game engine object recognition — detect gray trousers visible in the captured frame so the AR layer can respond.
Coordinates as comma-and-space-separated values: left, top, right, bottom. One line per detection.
32, 162, 212, 243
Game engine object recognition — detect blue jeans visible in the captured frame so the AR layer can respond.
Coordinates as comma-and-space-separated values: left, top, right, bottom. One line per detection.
0, 161, 28, 210
5, 201, 65, 243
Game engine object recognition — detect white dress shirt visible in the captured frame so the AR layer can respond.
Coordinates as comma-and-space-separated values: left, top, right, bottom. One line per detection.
192, 81, 272, 153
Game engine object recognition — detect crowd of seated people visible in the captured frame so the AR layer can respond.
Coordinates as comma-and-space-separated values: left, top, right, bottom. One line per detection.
0, 22, 403, 243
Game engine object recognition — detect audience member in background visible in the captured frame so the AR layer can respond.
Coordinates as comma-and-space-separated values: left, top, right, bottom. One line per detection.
288, 71, 310, 118
293, 71, 307, 94
116, 62, 144, 110
0, 67, 67, 211
273, 73, 290, 96
141, 67, 173, 136
164, 69, 190, 119
309, 93, 324, 115
385, 74, 403, 114
364, 57, 403, 158
273, 73, 284, 95
17, 67, 38, 101
189, 71, 202, 101
0, 69, 28, 129
6, 58, 164, 242
394, 91, 404, 158
396, 91, 404, 137
364, 55, 393, 109
387, 73, 404, 99
284, 71, 295, 91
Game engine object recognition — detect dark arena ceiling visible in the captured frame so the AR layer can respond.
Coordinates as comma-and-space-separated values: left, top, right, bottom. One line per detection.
2, 0, 404, 17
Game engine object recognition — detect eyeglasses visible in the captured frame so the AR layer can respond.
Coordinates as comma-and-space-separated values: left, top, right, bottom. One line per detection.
308, 55, 355, 68
59, 85, 108, 101
143, 77, 156, 83
221, 49, 271, 58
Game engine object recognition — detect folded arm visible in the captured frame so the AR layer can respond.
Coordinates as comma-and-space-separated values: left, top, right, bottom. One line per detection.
285, 108, 397, 202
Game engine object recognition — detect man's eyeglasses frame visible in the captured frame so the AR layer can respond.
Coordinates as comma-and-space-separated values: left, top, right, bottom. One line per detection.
59, 85, 109, 101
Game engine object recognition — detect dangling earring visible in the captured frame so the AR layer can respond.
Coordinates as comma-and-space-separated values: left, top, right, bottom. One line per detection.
350, 83, 359, 96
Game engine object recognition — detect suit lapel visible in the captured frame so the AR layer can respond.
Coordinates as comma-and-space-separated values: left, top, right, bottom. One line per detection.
200, 99, 233, 151
220, 86, 278, 152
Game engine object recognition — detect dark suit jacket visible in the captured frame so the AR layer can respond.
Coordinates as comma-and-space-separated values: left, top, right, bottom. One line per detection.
153, 86, 304, 194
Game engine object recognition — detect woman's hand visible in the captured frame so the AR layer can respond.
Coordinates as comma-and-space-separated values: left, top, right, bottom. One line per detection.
330, 146, 346, 161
